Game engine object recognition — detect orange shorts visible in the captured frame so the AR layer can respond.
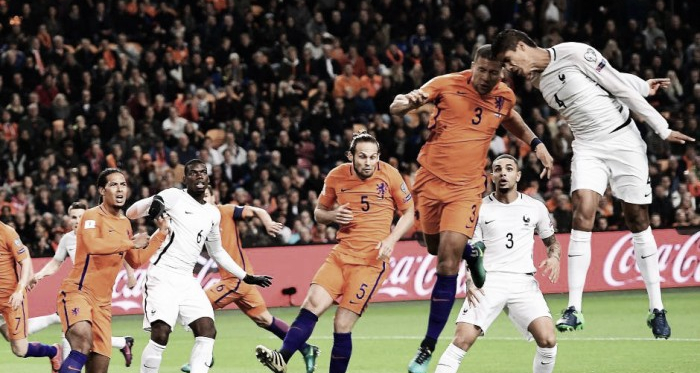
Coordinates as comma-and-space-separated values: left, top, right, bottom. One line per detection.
0, 294, 29, 340
412, 167, 483, 238
206, 278, 268, 317
312, 250, 388, 315
57, 290, 112, 358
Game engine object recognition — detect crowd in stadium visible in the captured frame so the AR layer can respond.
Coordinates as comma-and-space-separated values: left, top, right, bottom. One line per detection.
0, 0, 699, 258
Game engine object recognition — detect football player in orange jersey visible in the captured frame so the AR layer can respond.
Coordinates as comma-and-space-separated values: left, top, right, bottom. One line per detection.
0, 222, 62, 372
390, 45, 554, 372
255, 132, 415, 373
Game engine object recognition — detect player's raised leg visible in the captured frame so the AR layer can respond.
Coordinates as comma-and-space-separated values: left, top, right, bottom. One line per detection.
557, 189, 597, 332
623, 203, 670, 339
434, 323, 480, 373
27, 313, 62, 334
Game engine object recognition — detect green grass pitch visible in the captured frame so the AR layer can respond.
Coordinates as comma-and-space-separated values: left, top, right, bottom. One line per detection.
2, 288, 698, 372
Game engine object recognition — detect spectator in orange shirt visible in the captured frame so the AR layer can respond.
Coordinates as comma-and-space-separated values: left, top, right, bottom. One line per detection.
333, 65, 362, 99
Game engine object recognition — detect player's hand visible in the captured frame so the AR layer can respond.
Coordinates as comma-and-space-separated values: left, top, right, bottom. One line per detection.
334, 203, 353, 225
264, 220, 284, 237
539, 257, 560, 283
132, 232, 150, 249
405, 90, 428, 106
244, 274, 273, 288
375, 238, 397, 261
665, 130, 695, 144
127, 275, 138, 289
647, 78, 670, 96
26, 276, 38, 292
154, 213, 171, 235
465, 283, 484, 308
534, 143, 554, 179
9, 291, 23, 310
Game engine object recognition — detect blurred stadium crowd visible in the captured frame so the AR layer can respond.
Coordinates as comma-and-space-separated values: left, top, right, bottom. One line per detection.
0, 0, 699, 257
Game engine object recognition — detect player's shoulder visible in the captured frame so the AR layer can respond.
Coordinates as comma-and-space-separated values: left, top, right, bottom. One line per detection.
0, 221, 15, 238
553, 42, 598, 61
217, 204, 237, 216
326, 163, 351, 180
424, 71, 469, 87
378, 161, 401, 177
491, 81, 516, 101
519, 193, 548, 209
158, 187, 185, 199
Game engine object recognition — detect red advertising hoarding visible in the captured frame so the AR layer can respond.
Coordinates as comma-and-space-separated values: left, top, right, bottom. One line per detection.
26, 229, 700, 317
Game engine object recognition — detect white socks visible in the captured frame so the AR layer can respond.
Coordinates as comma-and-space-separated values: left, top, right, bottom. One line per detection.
189, 337, 215, 373
567, 230, 592, 311
28, 313, 61, 334
632, 227, 664, 310
61, 335, 70, 360
533, 345, 557, 373
140, 340, 166, 373
435, 343, 466, 373
112, 336, 127, 349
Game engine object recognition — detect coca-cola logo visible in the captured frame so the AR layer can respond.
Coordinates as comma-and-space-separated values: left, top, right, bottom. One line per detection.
378, 254, 468, 297
603, 232, 700, 287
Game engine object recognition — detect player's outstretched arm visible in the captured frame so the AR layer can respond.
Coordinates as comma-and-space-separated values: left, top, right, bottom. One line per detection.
389, 89, 429, 116
205, 223, 273, 287
125, 196, 156, 220
248, 206, 284, 237
33, 258, 63, 282
125, 215, 171, 268
376, 205, 415, 260
502, 110, 554, 178
538, 235, 561, 283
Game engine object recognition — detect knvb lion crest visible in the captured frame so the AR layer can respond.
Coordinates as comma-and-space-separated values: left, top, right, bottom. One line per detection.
376, 182, 388, 199
494, 96, 504, 112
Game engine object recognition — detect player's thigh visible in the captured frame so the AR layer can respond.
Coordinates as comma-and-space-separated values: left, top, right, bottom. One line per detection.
455, 279, 508, 336
234, 285, 270, 320
505, 275, 552, 341
439, 191, 482, 239
179, 279, 215, 327
412, 168, 444, 235
57, 291, 94, 335
570, 150, 610, 197
142, 269, 181, 331
90, 304, 113, 358
0, 299, 28, 341
338, 261, 389, 316
607, 147, 652, 205
311, 252, 345, 304
206, 279, 244, 310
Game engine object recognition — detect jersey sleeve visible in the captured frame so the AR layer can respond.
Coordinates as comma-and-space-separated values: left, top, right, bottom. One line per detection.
619, 73, 650, 97
535, 201, 555, 239
573, 44, 671, 139
5, 227, 29, 263
318, 172, 337, 208
53, 234, 69, 262
419, 75, 449, 102
388, 167, 413, 212
204, 209, 247, 279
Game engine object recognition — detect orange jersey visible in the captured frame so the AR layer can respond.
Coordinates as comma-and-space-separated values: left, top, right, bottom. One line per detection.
0, 223, 28, 298
418, 70, 516, 187
217, 204, 254, 281
60, 206, 134, 304
318, 162, 413, 260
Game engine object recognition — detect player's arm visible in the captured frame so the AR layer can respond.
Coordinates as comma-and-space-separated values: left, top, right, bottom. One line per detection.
237, 206, 284, 237
314, 176, 353, 225
536, 203, 560, 283
502, 109, 554, 178
80, 216, 147, 255
390, 75, 444, 116
35, 234, 69, 282
125, 196, 156, 219
123, 261, 137, 289
376, 203, 415, 260
124, 215, 171, 268
205, 219, 272, 287
580, 48, 693, 143
619, 73, 671, 98
11, 256, 33, 310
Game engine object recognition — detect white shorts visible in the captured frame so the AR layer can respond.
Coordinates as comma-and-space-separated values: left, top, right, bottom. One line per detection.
456, 272, 551, 341
142, 265, 214, 331
570, 127, 651, 204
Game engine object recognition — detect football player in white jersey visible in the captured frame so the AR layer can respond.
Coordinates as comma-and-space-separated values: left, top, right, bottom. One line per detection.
126, 159, 273, 373
435, 154, 561, 373
492, 29, 695, 339
1, 202, 137, 366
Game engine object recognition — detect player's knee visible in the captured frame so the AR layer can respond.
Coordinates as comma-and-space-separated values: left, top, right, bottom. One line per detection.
572, 212, 595, 231
452, 333, 475, 351
150, 321, 172, 345
10, 342, 26, 357
251, 314, 269, 328
535, 333, 557, 349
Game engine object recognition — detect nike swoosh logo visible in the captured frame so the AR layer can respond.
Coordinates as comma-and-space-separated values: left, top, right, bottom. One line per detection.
484, 220, 495, 224
143, 365, 157, 369
462, 309, 468, 314
456, 91, 467, 95
185, 211, 194, 214
205, 361, 213, 368
349, 300, 360, 304
340, 188, 350, 192
68, 366, 81, 372
644, 193, 651, 197
541, 361, 552, 365
641, 253, 656, 259
568, 254, 583, 257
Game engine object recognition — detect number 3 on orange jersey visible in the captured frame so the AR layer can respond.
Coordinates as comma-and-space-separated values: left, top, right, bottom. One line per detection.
465, 204, 477, 229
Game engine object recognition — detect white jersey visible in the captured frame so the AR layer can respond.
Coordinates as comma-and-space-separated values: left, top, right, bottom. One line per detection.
149, 188, 223, 275
472, 193, 554, 274
535, 42, 671, 142
53, 230, 77, 263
